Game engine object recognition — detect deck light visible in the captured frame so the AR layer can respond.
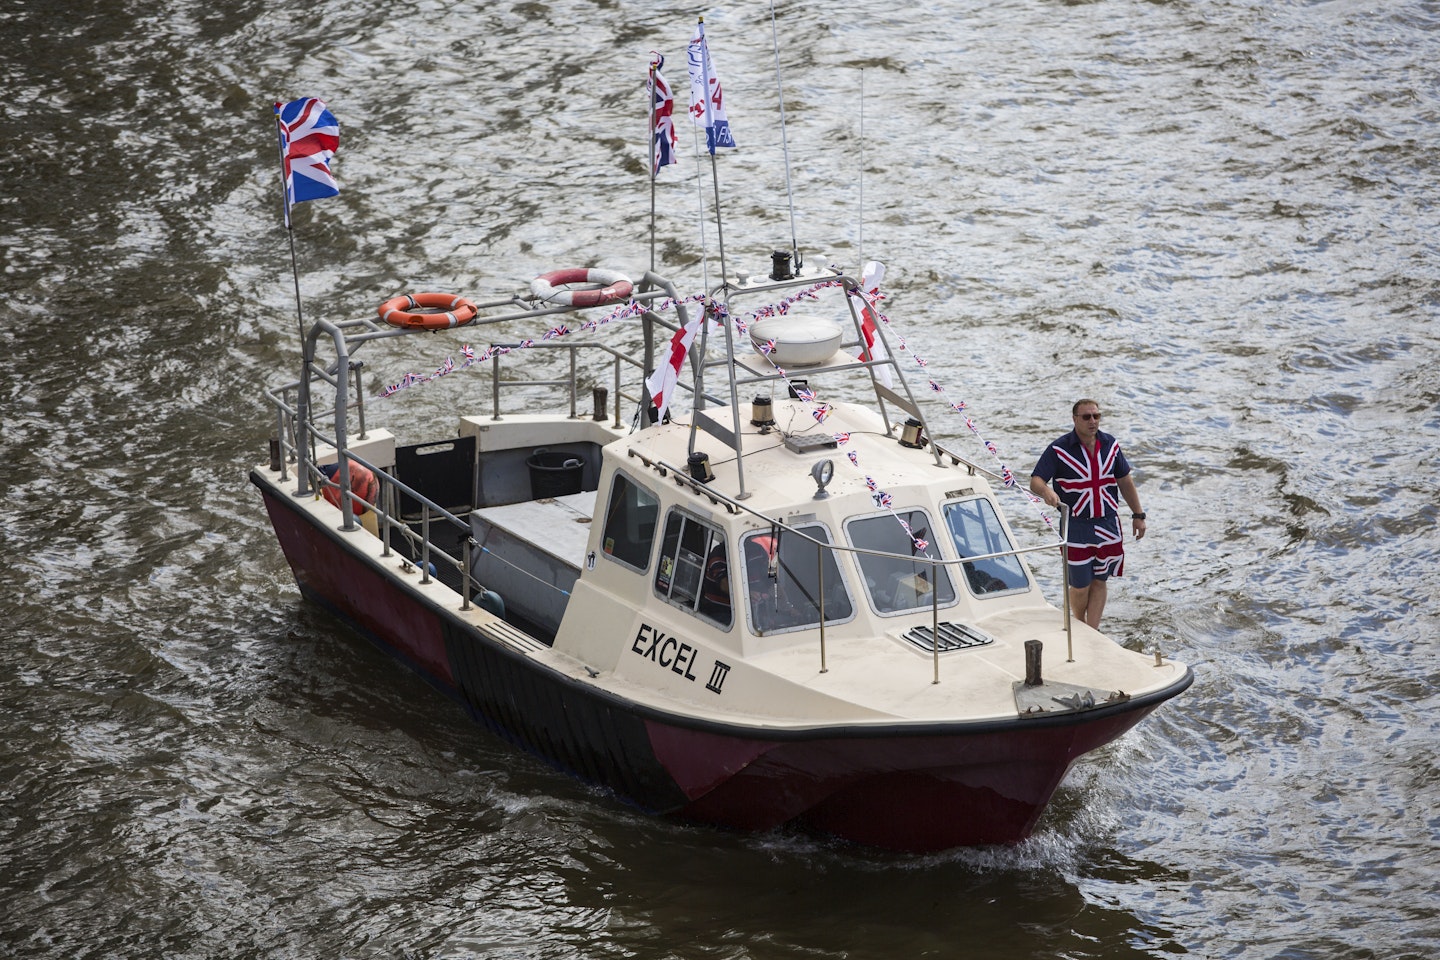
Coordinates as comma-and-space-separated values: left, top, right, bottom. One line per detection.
751, 395, 775, 428
811, 458, 834, 499
899, 417, 928, 449
688, 451, 714, 484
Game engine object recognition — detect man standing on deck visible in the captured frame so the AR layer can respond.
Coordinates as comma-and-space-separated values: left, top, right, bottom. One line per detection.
1029, 399, 1147, 630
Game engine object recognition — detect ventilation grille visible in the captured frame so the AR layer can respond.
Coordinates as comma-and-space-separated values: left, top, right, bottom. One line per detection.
900, 622, 996, 653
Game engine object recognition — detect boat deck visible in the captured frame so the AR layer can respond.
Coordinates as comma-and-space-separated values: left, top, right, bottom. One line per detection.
469, 490, 598, 637
472, 490, 597, 570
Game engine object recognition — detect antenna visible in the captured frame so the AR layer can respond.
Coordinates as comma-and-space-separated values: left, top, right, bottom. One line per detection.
769, 0, 801, 273
858, 68, 865, 270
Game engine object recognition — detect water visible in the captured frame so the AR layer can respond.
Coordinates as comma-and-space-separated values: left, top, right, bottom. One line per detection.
3, 0, 1438, 956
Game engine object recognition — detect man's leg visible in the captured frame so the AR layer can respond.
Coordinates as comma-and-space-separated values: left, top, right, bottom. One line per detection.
1068, 583, 1091, 625
1083, 578, 1108, 629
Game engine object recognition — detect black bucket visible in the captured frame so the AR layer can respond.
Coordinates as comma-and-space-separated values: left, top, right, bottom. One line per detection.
526, 448, 585, 499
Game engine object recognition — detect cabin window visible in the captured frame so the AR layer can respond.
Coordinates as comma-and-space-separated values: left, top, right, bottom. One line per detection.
742, 525, 853, 635
942, 498, 1029, 596
654, 511, 732, 628
845, 510, 956, 615
599, 472, 659, 572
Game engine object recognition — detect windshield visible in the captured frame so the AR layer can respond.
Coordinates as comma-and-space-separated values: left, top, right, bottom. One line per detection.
942, 498, 1028, 596
845, 510, 956, 614
742, 525, 853, 635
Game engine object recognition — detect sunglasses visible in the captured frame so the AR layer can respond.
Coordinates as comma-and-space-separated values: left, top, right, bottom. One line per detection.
1077, 412, 1102, 421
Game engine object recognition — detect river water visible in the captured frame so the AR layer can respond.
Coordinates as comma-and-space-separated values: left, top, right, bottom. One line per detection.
3, 0, 1437, 957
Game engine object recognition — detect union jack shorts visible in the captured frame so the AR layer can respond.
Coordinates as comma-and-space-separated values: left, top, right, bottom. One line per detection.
1065, 515, 1125, 588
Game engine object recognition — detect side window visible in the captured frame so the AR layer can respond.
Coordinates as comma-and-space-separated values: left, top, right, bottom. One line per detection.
654, 511, 732, 628
600, 472, 658, 572
845, 510, 955, 615
743, 526, 853, 635
942, 498, 1029, 596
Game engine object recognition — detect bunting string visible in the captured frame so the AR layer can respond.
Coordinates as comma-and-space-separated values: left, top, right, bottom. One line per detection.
374, 276, 1055, 540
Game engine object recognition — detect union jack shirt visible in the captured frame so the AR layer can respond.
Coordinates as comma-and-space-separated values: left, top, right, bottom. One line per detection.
1031, 430, 1131, 520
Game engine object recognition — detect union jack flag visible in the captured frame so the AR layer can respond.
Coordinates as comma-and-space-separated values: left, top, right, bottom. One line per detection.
542, 324, 568, 340
649, 53, 678, 176
847, 451, 859, 466
461, 344, 475, 363
875, 491, 894, 508
811, 403, 832, 423
1054, 440, 1125, 519
758, 338, 777, 355
832, 432, 851, 445
275, 97, 339, 221
793, 385, 817, 404
913, 537, 929, 552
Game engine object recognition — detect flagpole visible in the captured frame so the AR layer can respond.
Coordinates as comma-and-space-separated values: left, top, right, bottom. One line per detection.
858, 68, 865, 270
648, 59, 658, 276
698, 18, 729, 430
769, 0, 801, 274
273, 103, 307, 348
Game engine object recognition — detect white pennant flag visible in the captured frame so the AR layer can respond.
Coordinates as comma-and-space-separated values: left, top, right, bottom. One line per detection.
851, 261, 892, 387
646, 314, 704, 421
687, 20, 737, 154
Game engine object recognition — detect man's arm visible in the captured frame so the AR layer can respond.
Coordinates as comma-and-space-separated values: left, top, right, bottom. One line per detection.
1030, 473, 1060, 508
1117, 473, 1147, 540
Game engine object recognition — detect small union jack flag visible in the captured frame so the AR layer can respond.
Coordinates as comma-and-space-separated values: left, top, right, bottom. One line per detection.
461, 344, 475, 363
847, 451, 859, 466
649, 53, 678, 176
759, 338, 777, 355
812, 403, 832, 423
542, 324, 568, 340
864, 476, 877, 491
832, 432, 851, 445
875, 491, 894, 508
794, 385, 817, 404
914, 537, 929, 551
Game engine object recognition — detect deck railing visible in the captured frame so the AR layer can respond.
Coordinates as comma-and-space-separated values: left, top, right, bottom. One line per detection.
261, 285, 1075, 685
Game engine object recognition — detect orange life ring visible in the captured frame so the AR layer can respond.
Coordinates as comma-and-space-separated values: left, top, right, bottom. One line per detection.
530, 268, 634, 308
377, 292, 478, 330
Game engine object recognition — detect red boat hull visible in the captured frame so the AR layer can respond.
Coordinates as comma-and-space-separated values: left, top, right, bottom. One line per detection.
256, 474, 1190, 850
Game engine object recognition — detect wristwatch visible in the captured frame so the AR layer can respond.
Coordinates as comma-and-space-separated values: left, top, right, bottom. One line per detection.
1131, 512, 1147, 520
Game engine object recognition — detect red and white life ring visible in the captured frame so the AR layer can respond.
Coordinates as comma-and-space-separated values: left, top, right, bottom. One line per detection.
377, 292, 478, 330
530, 268, 634, 308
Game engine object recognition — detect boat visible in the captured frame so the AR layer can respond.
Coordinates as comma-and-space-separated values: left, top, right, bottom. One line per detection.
250, 236, 1193, 850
